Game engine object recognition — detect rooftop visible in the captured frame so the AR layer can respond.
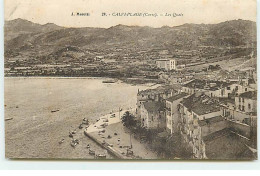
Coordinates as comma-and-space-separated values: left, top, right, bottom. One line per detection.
239, 91, 257, 100
156, 59, 175, 61
204, 130, 255, 160
166, 93, 189, 102
198, 115, 224, 127
182, 79, 232, 91
138, 85, 178, 95
219, 98, 235, 105
143, 101, 165, 113
182, 93, 221, 115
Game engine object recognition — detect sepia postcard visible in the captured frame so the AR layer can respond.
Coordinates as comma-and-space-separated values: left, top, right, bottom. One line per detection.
4, 0, 257, 160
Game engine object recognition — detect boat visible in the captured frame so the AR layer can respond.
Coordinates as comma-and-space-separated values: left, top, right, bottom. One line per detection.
89, 149, 95, 155
102, 79, 117, 83
5, 118, 13, 121
82, 119, 89, 125
70, 141, 77, 147
70, 139, 79, 147
51, 109, 59, 113
95, 154, 106, 159
59, 139, 65, 144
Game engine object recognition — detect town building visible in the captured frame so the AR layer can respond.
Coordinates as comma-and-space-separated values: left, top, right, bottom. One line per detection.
235, 91, 257, 114
156, 59, 177, 71
158, 72, 194, 85
165, 93, 189, 134
136, 86, 177, 119
140, 101, 166, 129
181, 79, 254, 98
178, 92, 256, 159
220, 91, 257, 122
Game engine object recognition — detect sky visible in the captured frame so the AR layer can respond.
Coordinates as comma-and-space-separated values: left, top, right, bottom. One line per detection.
4, 0, 257, 28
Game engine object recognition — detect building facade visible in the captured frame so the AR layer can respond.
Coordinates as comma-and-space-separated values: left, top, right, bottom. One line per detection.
140, 101, 166, 129
156, 59, 176, 71
165, 93, 188, 134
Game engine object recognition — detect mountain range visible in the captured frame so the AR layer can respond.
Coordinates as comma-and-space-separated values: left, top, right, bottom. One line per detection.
4, 18, 257, 59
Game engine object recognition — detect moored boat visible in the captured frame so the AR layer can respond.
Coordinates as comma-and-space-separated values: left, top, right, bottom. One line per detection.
102, 79, 117, 83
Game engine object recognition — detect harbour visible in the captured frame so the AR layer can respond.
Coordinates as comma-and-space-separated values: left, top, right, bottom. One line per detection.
4, 77, 154, 159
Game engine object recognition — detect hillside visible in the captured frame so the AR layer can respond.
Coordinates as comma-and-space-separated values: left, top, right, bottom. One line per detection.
4, 18, 257, 61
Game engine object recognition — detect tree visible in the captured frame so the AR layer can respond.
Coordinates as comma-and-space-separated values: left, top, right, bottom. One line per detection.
121, 111, 136, 128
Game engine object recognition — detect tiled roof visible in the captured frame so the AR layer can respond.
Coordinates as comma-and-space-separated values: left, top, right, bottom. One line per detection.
204, 130, 254, 160
166, 93, 189, 102
143, 101, 165, 113
198, 116, 224, 127
182, 79, 232, 91
138, 85, 177, 95
219, 98, 235, 105
182, 93, 220, 115
239, 91, 257, 100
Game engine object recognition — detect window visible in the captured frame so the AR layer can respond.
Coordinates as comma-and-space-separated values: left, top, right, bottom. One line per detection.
227, 87, 230, 90
242, 106, 245, 111
239, 105, 241, 110
245, 88, 247, 91
248, 103, 251, 110
239, 98, 241, 102
242, 98, 244, 103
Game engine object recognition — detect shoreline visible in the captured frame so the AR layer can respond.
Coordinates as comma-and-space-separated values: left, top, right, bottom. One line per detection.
4, 76, 162, 87
84, 108, 158, 159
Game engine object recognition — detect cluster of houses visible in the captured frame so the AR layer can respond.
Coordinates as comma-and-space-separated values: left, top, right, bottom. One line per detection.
136, 72, 257, 159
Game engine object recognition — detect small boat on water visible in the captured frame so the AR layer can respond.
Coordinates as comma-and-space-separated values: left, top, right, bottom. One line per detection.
95, 154, 106, 159
102, 79, 117, 83
82, 119, 89, 125
70, 139, 79, 147
5, 118, 13, 121
89, 149, 95, 155
59, 139, 65, 144
70, 142, 77, 147
51, 109, 59, 113
69, 132, 73, 138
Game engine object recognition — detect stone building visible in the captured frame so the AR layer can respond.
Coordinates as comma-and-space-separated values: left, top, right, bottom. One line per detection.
140, 101, 166, 130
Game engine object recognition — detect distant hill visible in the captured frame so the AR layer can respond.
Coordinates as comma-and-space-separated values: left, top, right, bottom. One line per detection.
4, 18, 256, 59
4, 18, 62, 41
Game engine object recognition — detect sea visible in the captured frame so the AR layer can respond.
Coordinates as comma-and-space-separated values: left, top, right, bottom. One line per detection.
4, 77, 154, 159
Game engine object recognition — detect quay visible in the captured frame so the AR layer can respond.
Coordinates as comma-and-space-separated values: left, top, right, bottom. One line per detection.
84, 130, 128, 159
84, 108, 158, 160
